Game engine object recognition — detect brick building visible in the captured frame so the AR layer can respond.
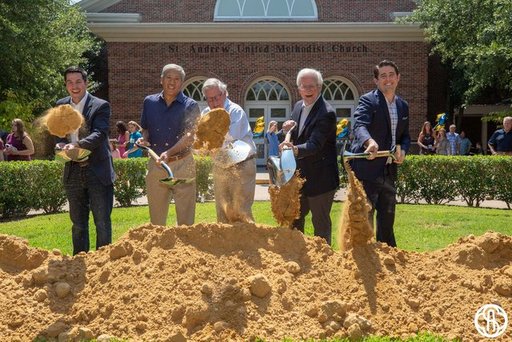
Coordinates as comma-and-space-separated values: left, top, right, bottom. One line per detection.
80, 0, 428, 164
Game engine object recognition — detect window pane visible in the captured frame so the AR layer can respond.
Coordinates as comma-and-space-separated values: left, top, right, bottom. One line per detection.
336, 108, 351, 118
271, 108, 286, 118
217, 0, 241, 16
345, 89, 355, 100
291, 0, 315, 16
249, 108, 264, 118
267, 0, 289, 16
242, 0, 265, 16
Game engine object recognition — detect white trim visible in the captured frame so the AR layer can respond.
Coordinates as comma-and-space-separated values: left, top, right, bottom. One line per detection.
87, 22, 425, 42
87, 13, 141, 23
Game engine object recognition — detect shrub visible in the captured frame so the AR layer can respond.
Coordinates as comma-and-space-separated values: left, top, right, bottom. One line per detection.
0, 162, 36, 218
194, 155, 214, 201
113, 158, 148, 207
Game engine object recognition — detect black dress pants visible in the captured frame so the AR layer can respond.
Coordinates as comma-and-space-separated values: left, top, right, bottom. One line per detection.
292, 189, 336, 245
362, 171, 397, 247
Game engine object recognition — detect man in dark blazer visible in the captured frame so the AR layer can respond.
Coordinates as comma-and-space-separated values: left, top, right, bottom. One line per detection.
350, 60, 410, 247
281, 68, 339, 245
55, 66, 116, 255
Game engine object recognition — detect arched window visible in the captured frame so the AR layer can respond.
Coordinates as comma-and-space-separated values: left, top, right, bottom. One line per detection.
215, 0, 318, 21
245, 78, 291, 165
322, 77, 359, 125
183, 77, 207, 111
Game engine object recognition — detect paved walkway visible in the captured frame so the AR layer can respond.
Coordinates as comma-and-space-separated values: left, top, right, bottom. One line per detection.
253, 172, 509, 209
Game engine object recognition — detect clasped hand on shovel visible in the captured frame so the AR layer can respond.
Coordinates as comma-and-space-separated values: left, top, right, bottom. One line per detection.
135, 142, 194, 187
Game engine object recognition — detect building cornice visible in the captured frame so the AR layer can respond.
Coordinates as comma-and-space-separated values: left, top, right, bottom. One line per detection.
87, 22, 425, 42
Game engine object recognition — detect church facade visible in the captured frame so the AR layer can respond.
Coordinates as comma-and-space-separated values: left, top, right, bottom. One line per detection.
80, 0, 428, 164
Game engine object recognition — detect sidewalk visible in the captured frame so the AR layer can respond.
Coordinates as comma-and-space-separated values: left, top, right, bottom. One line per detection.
255, 172, 509, 209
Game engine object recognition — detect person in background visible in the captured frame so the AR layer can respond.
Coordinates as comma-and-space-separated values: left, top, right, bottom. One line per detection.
473, 141, 484, 155
446, 124, 460, 155
4, 118, 35, 161
109, 139, 121, 159
265, 120, 280, 185
459, 130, 472, 155
350, 60, 410, 248
488, 116, 512, 155
417, 121, 435, 155
54, 66, 115, 255
280, 68, 339, 246
435, 128, 449, 155
0, 137, 5, 161
139, 63, 200, 226
115, 121, 129, 158
201, 78, 257, 223
265, 120, 280, 157
123, 121, 143, 158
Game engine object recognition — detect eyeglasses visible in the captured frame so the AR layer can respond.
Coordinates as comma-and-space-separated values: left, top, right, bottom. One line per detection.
205, 93, 224, 102
298, 84, 319, 91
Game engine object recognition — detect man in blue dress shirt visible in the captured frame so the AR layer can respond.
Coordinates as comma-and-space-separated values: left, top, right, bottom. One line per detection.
139, 64, 200, 226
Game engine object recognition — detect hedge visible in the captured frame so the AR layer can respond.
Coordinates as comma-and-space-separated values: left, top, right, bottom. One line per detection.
0, 156, 214, 219
1, 155, 511, 219
340, 155, 512, 208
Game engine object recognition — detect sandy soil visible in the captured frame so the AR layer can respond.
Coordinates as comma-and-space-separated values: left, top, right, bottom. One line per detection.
0, 223, 511, 341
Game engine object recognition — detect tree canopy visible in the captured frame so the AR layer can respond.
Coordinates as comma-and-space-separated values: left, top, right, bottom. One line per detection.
406, 0, 512, 106
0, 0, 98, 129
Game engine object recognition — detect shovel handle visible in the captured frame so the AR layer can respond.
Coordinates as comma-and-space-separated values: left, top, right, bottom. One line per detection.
284, 123, 296, 143
135, 143, 174, 177
342, 148, 397, 161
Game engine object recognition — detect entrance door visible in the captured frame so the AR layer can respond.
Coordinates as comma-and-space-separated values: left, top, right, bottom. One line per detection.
245, 78, 291, 166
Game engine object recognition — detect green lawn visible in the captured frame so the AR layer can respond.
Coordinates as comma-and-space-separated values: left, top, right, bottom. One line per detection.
0, 201, 510, 256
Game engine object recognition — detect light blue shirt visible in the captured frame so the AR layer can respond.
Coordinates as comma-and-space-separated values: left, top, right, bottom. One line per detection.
265, 132, 279, 156
202, 98, 257, 155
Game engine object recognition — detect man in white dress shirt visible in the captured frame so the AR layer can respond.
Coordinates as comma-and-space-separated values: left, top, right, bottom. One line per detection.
201, 78, 257, 223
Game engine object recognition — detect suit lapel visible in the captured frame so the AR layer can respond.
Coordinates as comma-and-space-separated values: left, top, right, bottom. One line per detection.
298, 97, 322, 139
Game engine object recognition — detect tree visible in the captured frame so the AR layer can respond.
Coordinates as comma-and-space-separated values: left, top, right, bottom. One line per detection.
405, 0, 512, 107
0, 0, 99, 130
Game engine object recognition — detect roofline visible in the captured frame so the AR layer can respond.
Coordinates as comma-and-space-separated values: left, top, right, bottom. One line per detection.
87, 22, 425, 42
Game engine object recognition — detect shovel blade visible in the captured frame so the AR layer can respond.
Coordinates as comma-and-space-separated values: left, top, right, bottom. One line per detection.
268, 156, 286, 186
280, 148, 296, 184
159, 177, 195, 187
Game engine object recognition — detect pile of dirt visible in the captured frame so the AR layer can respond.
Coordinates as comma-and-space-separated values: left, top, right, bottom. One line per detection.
0, 224, 511, 341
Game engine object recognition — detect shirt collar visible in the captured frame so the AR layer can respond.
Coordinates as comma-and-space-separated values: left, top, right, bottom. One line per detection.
158, 91, 186, 104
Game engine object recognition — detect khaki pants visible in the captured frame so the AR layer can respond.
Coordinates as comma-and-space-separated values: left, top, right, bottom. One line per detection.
213, 157, 256, 223
146, 155, 196, 226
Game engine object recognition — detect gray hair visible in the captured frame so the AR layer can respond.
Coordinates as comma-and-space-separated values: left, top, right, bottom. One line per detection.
161, 64, 185, 81
296, 68, 323, 87
202, 78, 228, 96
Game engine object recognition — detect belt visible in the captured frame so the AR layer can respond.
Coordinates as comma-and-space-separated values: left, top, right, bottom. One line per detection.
167, 150, 191, 163
70, 160, 89, 167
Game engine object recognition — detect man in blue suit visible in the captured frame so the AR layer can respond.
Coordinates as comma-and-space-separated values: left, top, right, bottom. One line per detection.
281, 68, 339, 245
55, 66, 116, 255
350, 60, 410, 247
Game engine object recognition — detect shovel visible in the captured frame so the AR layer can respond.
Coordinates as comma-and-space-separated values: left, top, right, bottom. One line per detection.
135, 143, 194, 187
280, 123, 297, 184
215, 140, 252, 167
55, 147, 91, 163
341, 143, 397, 163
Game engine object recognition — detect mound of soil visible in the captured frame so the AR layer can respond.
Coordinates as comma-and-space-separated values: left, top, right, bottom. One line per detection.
0, 225, 511, 341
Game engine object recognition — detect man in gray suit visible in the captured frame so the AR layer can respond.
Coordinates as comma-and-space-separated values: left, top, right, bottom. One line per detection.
55, 66, 116, 255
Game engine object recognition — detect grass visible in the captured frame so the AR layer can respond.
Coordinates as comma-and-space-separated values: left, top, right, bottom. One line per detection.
0, 201, 510, 256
